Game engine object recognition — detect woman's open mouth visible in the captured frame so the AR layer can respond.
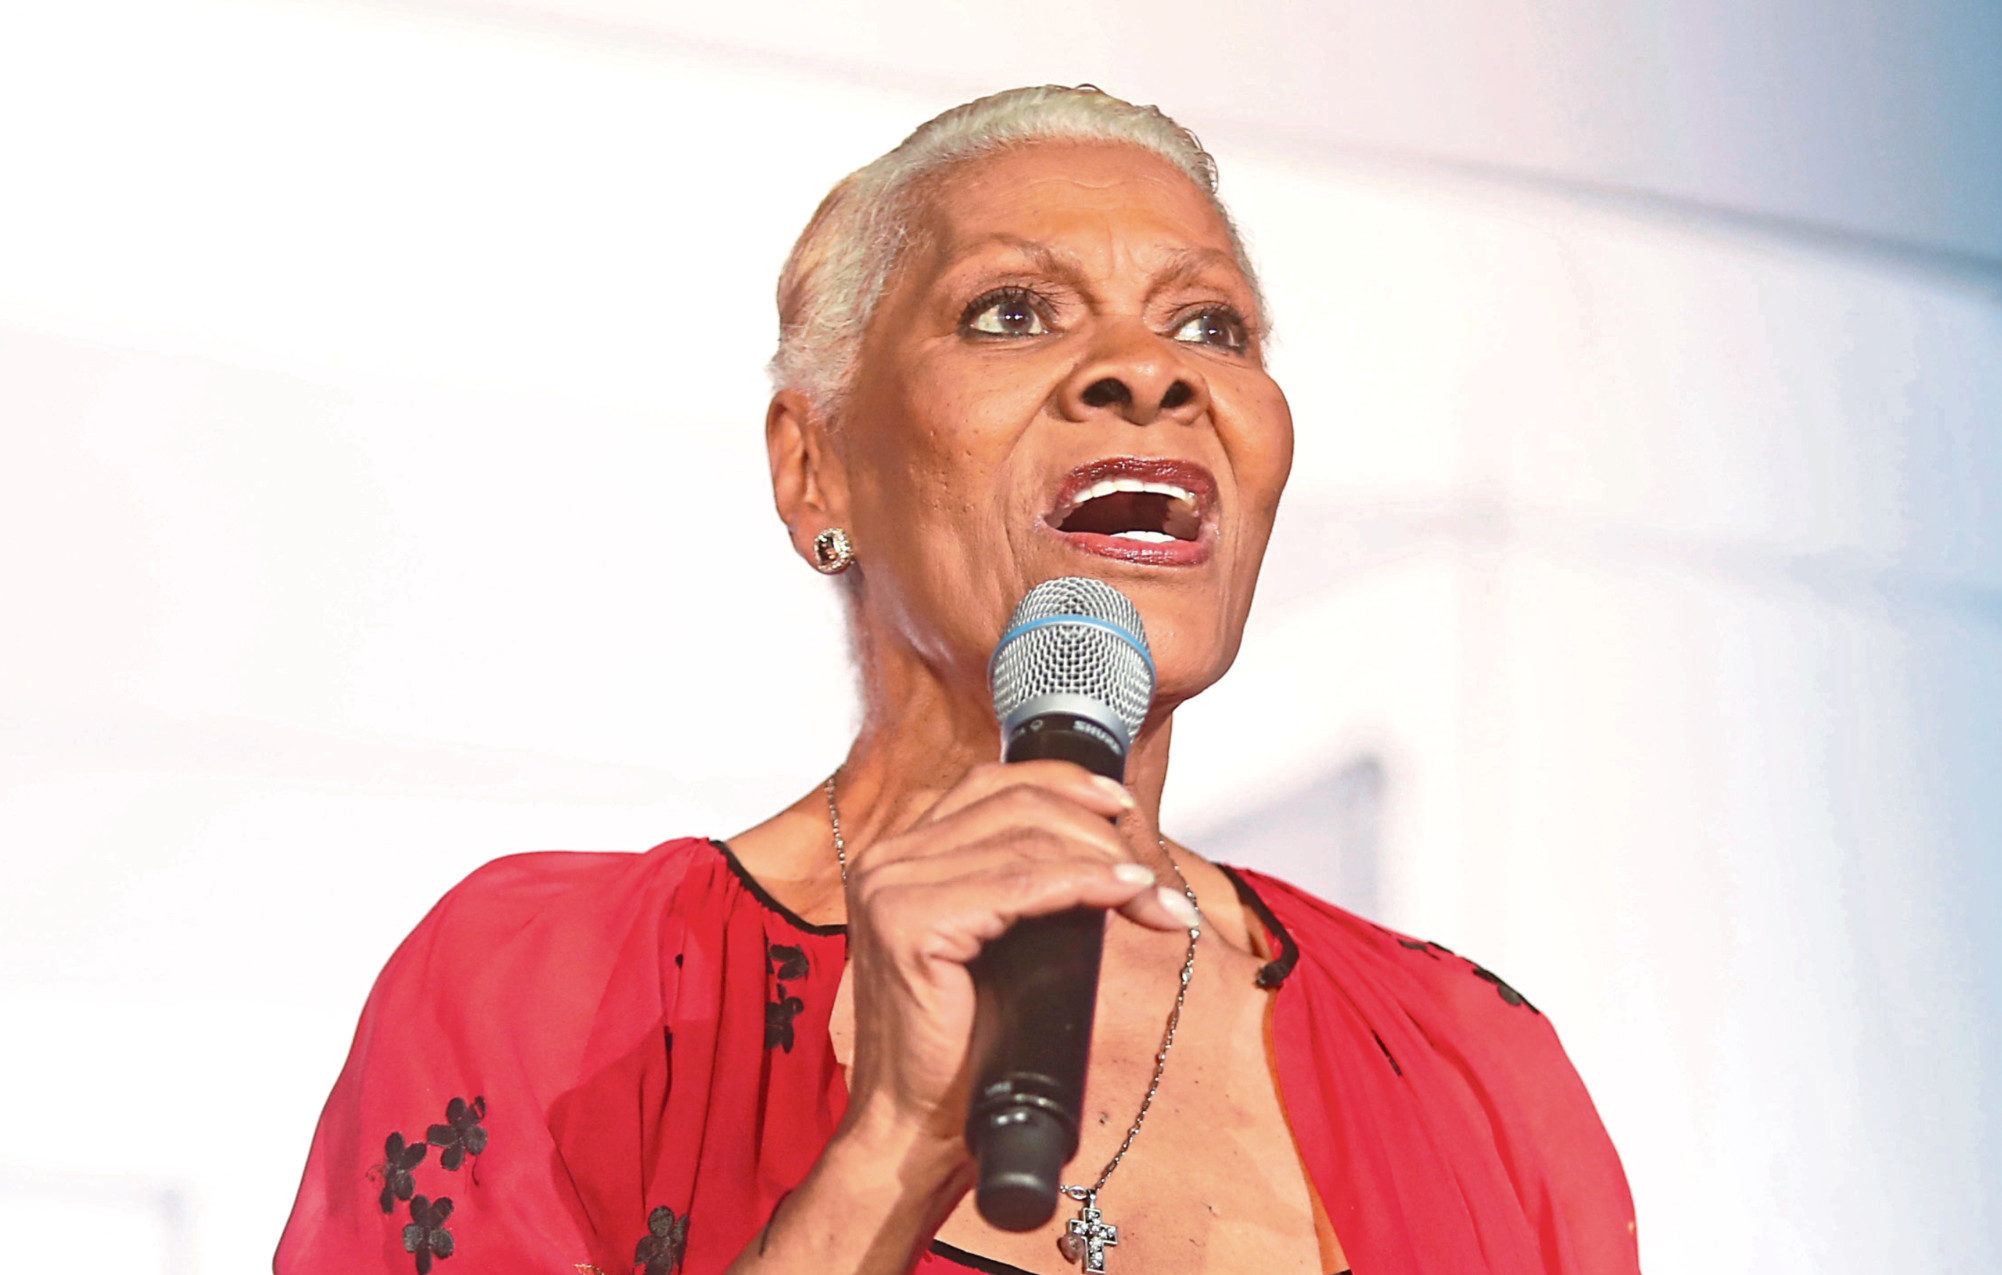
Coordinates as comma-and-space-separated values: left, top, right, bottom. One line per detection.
1041, 457, 1217, 566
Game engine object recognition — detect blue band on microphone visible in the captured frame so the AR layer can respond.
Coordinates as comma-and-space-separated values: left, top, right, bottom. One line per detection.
987, 614, 1157, 684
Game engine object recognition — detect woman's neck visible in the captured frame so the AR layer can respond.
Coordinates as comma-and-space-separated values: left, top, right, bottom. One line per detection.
723, 622, 1185, 928
833, 636, 1177, 869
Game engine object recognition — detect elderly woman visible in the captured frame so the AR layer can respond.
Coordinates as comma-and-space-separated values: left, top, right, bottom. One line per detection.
278, 86, 1636, 1275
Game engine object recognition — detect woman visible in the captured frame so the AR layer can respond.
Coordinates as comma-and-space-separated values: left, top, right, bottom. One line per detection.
278, 86, 1637, 1274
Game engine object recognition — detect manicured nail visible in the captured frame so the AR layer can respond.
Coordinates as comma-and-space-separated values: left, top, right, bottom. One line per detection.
1157, 887, 1200, 929
1114, 863, 1157, 887
1092, 776, 1137, 809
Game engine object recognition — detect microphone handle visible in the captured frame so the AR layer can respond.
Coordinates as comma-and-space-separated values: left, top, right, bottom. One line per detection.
966, 714, 1123, 1232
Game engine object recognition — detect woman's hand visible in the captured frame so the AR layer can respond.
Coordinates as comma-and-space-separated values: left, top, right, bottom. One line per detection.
728, 759, 1197, 1273
839, 759, 1195, 1147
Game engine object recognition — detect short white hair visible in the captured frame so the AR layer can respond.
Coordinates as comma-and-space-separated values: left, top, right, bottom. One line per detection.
770, 85, 1263, 419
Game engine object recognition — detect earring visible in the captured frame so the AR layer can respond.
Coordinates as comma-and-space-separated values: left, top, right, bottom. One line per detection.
811, 527, 855, 574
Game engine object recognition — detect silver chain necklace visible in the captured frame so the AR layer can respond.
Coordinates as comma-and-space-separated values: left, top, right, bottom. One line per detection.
824, 770, 1200, 1273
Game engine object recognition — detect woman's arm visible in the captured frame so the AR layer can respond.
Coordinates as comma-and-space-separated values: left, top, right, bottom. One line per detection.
727, 1103, 971, 1273
276, 852, 648, 1274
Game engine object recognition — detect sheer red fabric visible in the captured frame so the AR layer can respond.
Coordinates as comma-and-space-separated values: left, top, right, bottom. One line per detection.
276, 837, 1637, 1274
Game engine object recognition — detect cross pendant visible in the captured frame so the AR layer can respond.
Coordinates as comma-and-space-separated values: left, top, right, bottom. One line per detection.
1060, 1191, 1119, 1273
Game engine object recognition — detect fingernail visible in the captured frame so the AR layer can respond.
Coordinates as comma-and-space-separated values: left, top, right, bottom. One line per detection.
1157, 886, 1201, 928
1092, 776, 1137, 809
1114, 863, 1157, 887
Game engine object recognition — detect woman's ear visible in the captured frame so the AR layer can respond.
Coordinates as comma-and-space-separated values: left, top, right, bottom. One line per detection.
766, 388, 850, 568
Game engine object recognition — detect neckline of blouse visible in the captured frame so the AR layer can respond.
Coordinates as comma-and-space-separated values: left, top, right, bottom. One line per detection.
706, 836, 1299, 987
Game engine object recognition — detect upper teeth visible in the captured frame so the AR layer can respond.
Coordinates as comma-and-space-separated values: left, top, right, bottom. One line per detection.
1073, 478, 1196, 507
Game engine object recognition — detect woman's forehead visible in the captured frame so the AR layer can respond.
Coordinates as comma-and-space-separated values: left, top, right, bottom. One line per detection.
909, 141, 1239, 276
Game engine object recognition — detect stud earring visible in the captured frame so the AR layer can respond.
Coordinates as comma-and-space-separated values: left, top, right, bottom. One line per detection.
810, 527, 855, 574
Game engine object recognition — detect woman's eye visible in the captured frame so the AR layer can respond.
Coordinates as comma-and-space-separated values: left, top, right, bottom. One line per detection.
963, 289, 1049, 337
1172, 308, 1248, 351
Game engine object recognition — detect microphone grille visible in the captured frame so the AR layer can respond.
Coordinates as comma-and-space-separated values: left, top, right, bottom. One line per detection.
989, 577, 1155, 746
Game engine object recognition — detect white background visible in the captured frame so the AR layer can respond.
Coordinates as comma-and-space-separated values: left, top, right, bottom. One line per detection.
2, 2, 1998, 1271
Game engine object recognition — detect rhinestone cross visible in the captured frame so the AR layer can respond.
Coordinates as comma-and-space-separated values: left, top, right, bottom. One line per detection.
1059, 1192, 1119, 1273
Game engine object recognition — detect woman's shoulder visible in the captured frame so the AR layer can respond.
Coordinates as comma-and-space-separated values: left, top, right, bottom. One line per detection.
366, 838, 745, 1042
281, 836, 779, 1269
1228, 865, 1637, 1268
1223, 864, 1547, 1026
1219, 863, 1611, 1135
416, 835, 720, 938
392, 837, 707, 969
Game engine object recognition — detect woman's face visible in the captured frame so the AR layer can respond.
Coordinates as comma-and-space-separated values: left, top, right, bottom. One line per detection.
835, 140, 1293, 711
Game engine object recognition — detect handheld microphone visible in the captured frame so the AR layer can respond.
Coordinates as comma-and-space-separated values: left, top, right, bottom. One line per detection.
968, 577, 1155, 1231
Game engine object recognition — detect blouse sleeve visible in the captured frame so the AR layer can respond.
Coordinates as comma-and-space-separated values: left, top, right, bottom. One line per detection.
1238, 867, 1640, 1275
276, 850, 675, 1275
1420, 947, 1640, 1272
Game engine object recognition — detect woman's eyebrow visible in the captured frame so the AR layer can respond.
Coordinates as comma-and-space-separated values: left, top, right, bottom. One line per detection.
1150, 246, 1246, 292
941, 235, 1246, 301
944, 233, 1089, 287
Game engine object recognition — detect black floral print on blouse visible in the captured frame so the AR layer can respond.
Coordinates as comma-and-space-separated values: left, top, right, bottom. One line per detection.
768, 942, 809, 981
1471, 964, 1538, 1012
765, 940, 810, 1052
427, 1095, 489, 1171
371, 1096, 487, 1271
636, 1205, 690, 1274
376, 1132, 428, 1213
765, 991, 805, 1051
402, 1195, 455, 1273
1396, 935, 1539, 1013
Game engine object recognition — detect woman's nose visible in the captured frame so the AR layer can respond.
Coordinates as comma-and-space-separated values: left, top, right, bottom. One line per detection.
1055, 323, 1211, 426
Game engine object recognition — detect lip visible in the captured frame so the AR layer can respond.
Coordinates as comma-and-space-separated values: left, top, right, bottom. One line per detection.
1039, 456, 1219, 568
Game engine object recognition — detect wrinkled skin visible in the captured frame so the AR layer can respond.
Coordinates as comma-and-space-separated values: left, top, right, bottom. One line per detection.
731, 141, 1325, 1274
791, 140, 1292, 729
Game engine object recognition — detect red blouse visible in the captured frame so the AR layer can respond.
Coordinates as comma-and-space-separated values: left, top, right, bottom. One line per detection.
277, 837, 1638, 1274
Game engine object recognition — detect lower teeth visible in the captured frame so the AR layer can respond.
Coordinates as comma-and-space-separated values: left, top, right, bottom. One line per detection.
1109, 530, 1175, 544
